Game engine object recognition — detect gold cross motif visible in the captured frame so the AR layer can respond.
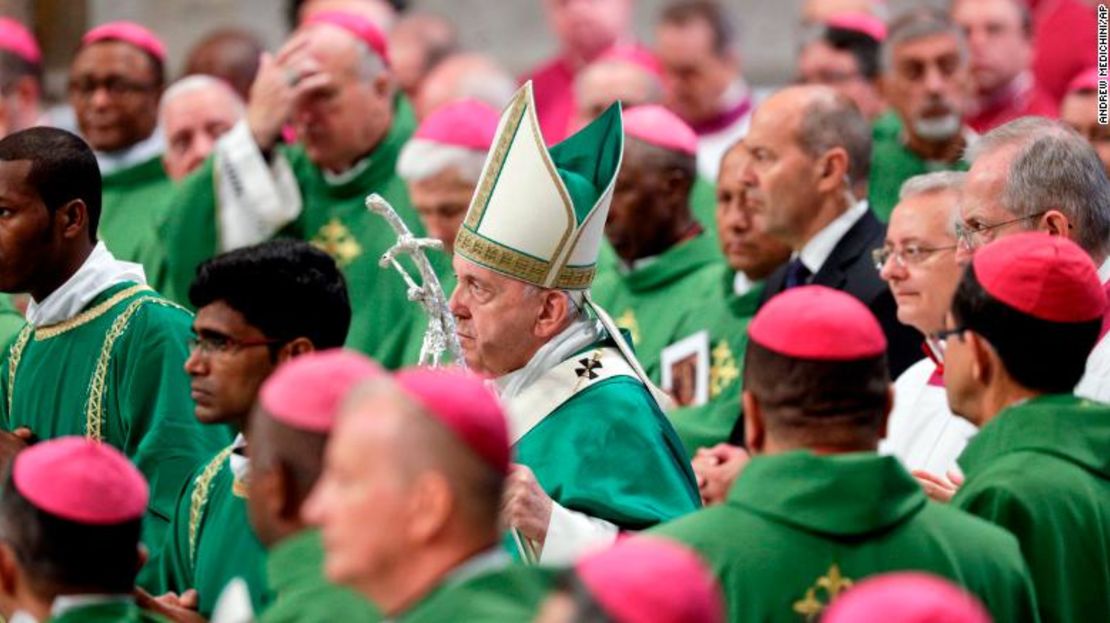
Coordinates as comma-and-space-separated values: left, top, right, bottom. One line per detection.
709, 340, 739, 399
615, 309, 640, 345
312, 218, 363, 267
791, 563, 854, 621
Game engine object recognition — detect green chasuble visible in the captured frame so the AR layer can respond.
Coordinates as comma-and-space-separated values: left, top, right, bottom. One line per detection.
515, 343, 701, 533
153, 444, 269, 617
0, 294, 24, 348
591, 232, 722, 383
652, 451, 1039, 623
867, 113, 969, 222
398, 558, 555, 622
159, 98, 430, 368
49, 600, 168, 623
953, 394, 1110, 623
100, 155, 175, 278
665, 266, 762, 454
260, 529, 380, 623
0, 283, 232, 586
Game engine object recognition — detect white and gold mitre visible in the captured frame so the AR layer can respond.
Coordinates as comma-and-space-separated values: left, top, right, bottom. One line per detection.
454, 82, 623, 290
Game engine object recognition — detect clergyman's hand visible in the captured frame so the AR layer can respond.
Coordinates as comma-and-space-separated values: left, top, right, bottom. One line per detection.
693, 443, 750, 506
135, 588, 206, 623
913, 469, 965, 503
500, 463, 553, 546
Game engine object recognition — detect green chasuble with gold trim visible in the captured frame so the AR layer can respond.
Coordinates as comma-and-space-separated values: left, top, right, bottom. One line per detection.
153, 444, 269, 617
867, 112, 969, 222
398, 561, 555, 622
0, 294, 24, 348
651, 451, 1040, 623
259, 529, 380, 623
48, 600, 169, 623
591, 232, 722, 383
100, 155, 175, 279
953, 394, 1110, 623
665, 266, 762, 454
0, 283, 232, 588
158, 98, 431, 368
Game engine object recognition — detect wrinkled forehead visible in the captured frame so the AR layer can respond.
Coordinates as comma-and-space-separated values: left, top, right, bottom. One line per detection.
890, 190, 961, 238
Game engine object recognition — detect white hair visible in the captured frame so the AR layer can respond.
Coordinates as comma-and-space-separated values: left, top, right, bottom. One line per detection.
158, 74, 244, 122
898, 171, 966, 201
396, 138, 488, 184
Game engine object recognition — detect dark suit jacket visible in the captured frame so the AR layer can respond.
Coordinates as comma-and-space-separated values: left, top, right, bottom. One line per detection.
759, 209, 922, 377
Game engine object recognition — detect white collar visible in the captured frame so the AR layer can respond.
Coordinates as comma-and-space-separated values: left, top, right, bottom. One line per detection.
229, 433, 249, 481
51, 594, 132, 617
493, 316, 602, 401
8, 611, 37, 623
1098, 256, 1110, 285
25, 242, 147, 326
322, 154, 373, 185
95, 130, 164, 176
733, 271, 754, 297
796, 199, 869, 275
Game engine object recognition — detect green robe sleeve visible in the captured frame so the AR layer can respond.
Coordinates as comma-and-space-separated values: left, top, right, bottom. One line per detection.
146, 465, 200, 595
158, 160, 220, 306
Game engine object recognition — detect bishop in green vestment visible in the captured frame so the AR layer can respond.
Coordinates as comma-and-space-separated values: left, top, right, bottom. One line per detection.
158, 16, 433, 368
939, 232, 1110, 623
654, 286, 1039, 622
867, 114, 969, 221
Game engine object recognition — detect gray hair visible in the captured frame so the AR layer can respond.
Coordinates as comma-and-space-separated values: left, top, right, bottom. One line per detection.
796, 89, 872, 186
354, 40, 387, 82
158, 74, 244, 122
969, 116, 1110, 259
899, 171, 966, 201
880, 8, 969, 75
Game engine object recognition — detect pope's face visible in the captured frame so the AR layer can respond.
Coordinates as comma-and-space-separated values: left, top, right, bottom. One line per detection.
448, 256, 546, 376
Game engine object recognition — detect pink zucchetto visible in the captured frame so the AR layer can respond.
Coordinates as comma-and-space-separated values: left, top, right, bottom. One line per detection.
82, 21, 166, 63
13, 437, 148, 525
824, 572, 992, 623
259, 349, 384, 434
749, 286, 887, 360
0, 18, 40, 65
414, 99, 500, 151
1066, 67, 1101, 94
623, 105, 698, 156
303, 10, 389, 65
393, 367, 510, 475
576, 537, 724, 623
825, 12, 888, 43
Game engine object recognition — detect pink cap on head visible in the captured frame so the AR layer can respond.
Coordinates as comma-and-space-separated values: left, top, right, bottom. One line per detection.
393, 367, 510, 475
0, 18, 40, 65
1067, 67, 1101, 94
972, 232, 1106, 323
825, 12, 888, 42
750, 286, 887, 360
824, 572, 991, 623
596, 45, 663, 77
13, 437, 148, 525
414, 99, 500, 150
576, 537, 723, 623
259, 350, 384, 434
624, 105, 698, 156
82, 21, 166, 63
304, 10, 389, 65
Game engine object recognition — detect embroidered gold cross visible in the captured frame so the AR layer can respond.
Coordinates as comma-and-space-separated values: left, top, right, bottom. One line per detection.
792, 563, 854, 621
312, 218, 363, 267
710, 340, 739, 398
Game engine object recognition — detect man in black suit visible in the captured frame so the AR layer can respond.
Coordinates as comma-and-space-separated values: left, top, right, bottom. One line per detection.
742, 85, 921, 378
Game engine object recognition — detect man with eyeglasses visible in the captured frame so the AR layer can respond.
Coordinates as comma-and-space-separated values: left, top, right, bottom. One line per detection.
796, 13, 887, 121
146, 239, 351, 618
956, 116, 1110, 403
876, 172, 978, 496
67, 22, 172, 280
941, 233, 1110, 623
0, 127, 229, 588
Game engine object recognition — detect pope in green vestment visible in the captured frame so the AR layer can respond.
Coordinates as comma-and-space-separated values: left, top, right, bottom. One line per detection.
652, 451, 1040, 623
99, 154, 175, 279
867, 112, 969, 222
664, 266, 763, 453
48, 600, 169, 623
158, 97, 428, 369
592, 231, 722, 384
152, 441, 269, 617
259, 529, 380, 623
953, 394, 1110, 623
0, 282, 232, 585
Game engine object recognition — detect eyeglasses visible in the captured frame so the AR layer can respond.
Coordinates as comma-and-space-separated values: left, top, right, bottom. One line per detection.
955, 211, 1048, 250
872, 243, 958, 271
188, 333, 281, 355
67, 76, 158, 99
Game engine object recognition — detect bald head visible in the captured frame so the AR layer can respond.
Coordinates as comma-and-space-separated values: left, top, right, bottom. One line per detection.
416, 53, 516, 119
160, 75, 244, 180
184, 29, 264, 101
573, 59, 662, 131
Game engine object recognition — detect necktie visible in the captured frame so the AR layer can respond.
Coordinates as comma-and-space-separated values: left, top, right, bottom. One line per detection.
783, 259, 812, 289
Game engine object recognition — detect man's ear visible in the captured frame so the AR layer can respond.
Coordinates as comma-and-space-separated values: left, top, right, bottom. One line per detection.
814, 147, 850, 194
0, 543, 20, 601
877, 383, 894, 440
1038, 209, 1072, 240
55, 198, 88, 241
406, 472, 453, 544
741, 390, 765, 454
967, 331, 995, 385
273, 461, 301, 522
277, 337, 315, 364
533, 291, 571, 340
